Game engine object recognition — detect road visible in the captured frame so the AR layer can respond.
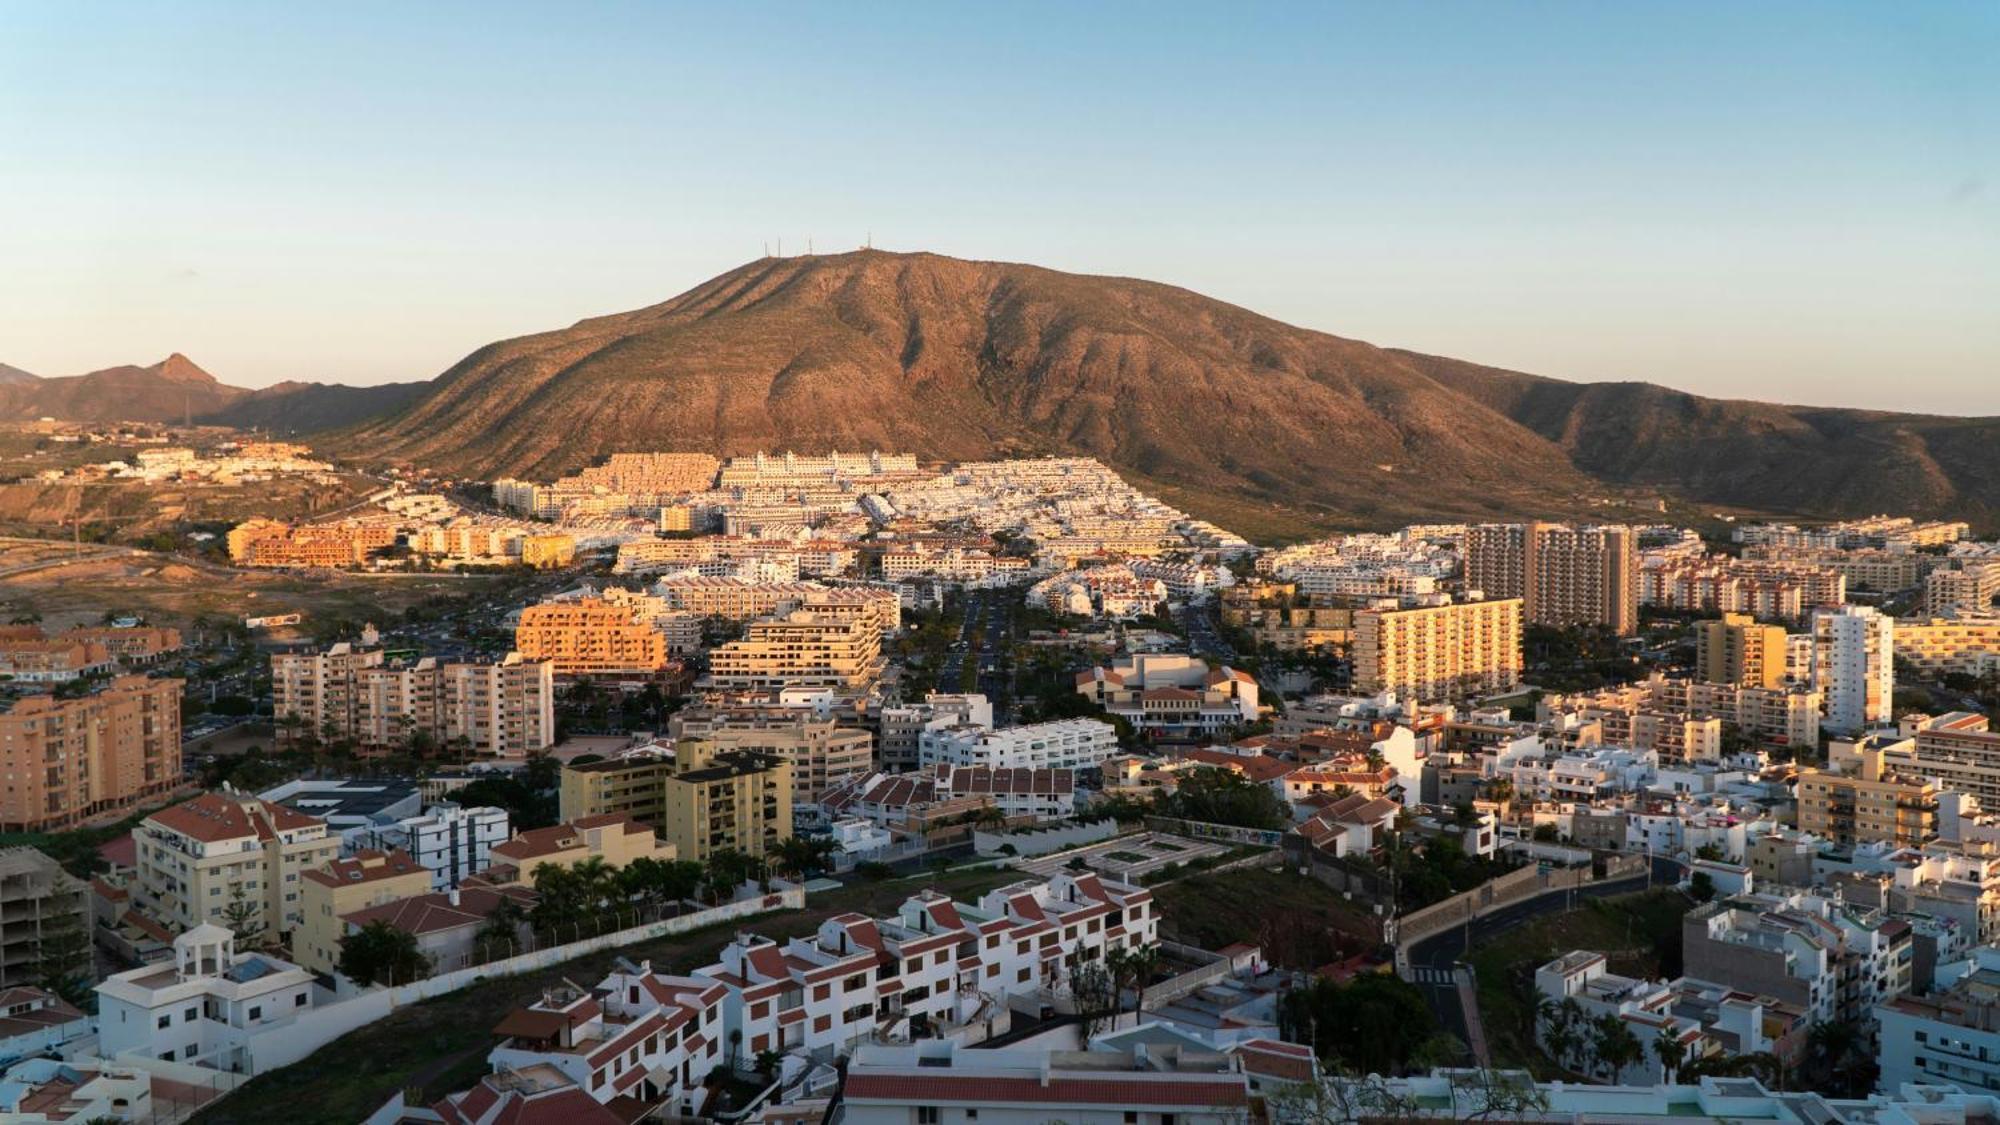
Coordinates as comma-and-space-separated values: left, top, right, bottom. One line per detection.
1177, 599, 1236, 662
933, 589, 1018, 723
1401, 856, 1685, 1055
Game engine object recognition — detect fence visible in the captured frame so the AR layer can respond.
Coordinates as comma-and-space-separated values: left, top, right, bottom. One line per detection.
241, 890, 805, 1076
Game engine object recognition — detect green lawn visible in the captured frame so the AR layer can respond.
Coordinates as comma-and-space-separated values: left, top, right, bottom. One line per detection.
191, 866, 1027, 1125
1466, 889, 1691, 1071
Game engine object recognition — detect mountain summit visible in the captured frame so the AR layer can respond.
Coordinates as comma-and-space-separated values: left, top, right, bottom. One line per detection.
0, 354, 243, 423
350, 250, 1598, 525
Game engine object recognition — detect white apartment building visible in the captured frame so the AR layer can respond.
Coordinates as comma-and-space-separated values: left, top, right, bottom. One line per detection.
1812, 605, 1894, 735
1879, 945, 2000, 1096
878, 693, 993, 771
96, 927, 319, 1073
363, 804, 512, 890
919, 718, 1120, 772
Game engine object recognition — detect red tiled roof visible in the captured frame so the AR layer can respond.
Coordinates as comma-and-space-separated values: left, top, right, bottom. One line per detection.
97, 833, 137, 869
343, 884, 535, 936
302, 848, 427, 889
147, 792, 322, 844
843, 1074, 1249, 1108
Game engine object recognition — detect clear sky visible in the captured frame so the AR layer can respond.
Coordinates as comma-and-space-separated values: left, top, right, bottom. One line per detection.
1, 2, 1994, 412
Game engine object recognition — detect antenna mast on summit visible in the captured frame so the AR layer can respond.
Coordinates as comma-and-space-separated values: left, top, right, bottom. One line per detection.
807, 236, 813, 255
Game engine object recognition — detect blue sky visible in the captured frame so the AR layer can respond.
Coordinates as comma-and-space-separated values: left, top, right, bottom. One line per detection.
1, 2, 1994, 412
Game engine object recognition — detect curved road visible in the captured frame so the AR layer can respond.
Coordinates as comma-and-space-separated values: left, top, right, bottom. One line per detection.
1402, 856, 1687, 1061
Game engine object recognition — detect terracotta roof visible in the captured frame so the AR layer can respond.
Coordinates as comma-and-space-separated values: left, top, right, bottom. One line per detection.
302, 848, 428, 889
0, 987, 86, 1040
343, 884, 534, 936
843, 1074, 1249, 1108
1181, 749, 1288, 784
97, 833, 137, 869
491, 825, 585, 863
944, 766, 1076, 797
1233, 1038, 1316, 1082
146, 792, 323, 844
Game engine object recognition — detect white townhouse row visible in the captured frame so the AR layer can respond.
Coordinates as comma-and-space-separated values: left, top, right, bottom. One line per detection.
698, 871, 1158, 1061
468, 962, 729, 1115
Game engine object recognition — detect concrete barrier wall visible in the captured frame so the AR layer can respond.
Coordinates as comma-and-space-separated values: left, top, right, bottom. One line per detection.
975, 820, 1118, 857
1143, 941, 1234, 1008
1394, 852, 1654, 950
242, 891, 805, 1075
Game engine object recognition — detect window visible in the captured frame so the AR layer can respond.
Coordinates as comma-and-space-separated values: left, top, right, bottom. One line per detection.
248, 1006, 262, 1021
917, 1108, 940, 1125
184, 1007, 197, 1022
156, 1015, 170, 1030
1125, 1114, 1138, 1124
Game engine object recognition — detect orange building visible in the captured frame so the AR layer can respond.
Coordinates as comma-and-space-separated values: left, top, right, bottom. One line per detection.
514, 598, 673, 677
0, 675, 183, 832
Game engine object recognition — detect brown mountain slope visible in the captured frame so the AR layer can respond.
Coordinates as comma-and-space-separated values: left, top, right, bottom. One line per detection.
0, 354, 248, 423
1395, 350, 2000, 525
198, 379, 431, 434
348, 250, 1601, 526
0, 363, 39, 387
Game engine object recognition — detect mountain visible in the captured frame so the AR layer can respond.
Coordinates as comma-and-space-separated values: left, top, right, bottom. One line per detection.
0, 363, 39, 386
0, 354, 249, 423
23, 251, 2000, 533
197, 379, 431, 434
347, 250, 1603, 527
1397, 351, 2000, 526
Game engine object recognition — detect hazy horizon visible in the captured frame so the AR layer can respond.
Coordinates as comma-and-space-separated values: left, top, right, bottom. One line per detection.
2, 2, 1993, 413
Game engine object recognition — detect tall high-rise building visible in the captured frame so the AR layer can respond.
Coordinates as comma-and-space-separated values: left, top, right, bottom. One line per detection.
1812, 605, 1894, 735
513, 597, 674, 677
1696, 613, 1789, 689
1352, 598, 1524, 700
0, 675, 183, 833
1464, 523, 1638, 635
273, 647, 555, 758
707, 612, 882, 692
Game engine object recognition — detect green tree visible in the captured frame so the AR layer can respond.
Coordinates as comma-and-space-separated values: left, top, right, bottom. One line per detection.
1067, 959, 1118, 1042
619, 856, 705, 908
770, 836, 838, 880
1688, 872, 1717, 903
219, 884, 264, 944
474, 895, 528, 958
338, 919, 432, 986
1277, 973, 1438, 1076
1157, 766, 1288, 830
1652, 1030, 1688, 1083
704, 849, 765, 903
33, 911, 94, 1005
1592, 1014, 1643, 1083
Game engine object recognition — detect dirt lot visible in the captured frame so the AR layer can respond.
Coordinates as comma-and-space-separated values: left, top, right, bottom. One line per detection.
0, 543, 505, 631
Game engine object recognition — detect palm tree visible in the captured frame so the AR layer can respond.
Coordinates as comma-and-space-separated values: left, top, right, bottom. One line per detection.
1592, 1014, 1643, 1084
476, 895, 528, 958
1652, 1030, 1687, 1082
